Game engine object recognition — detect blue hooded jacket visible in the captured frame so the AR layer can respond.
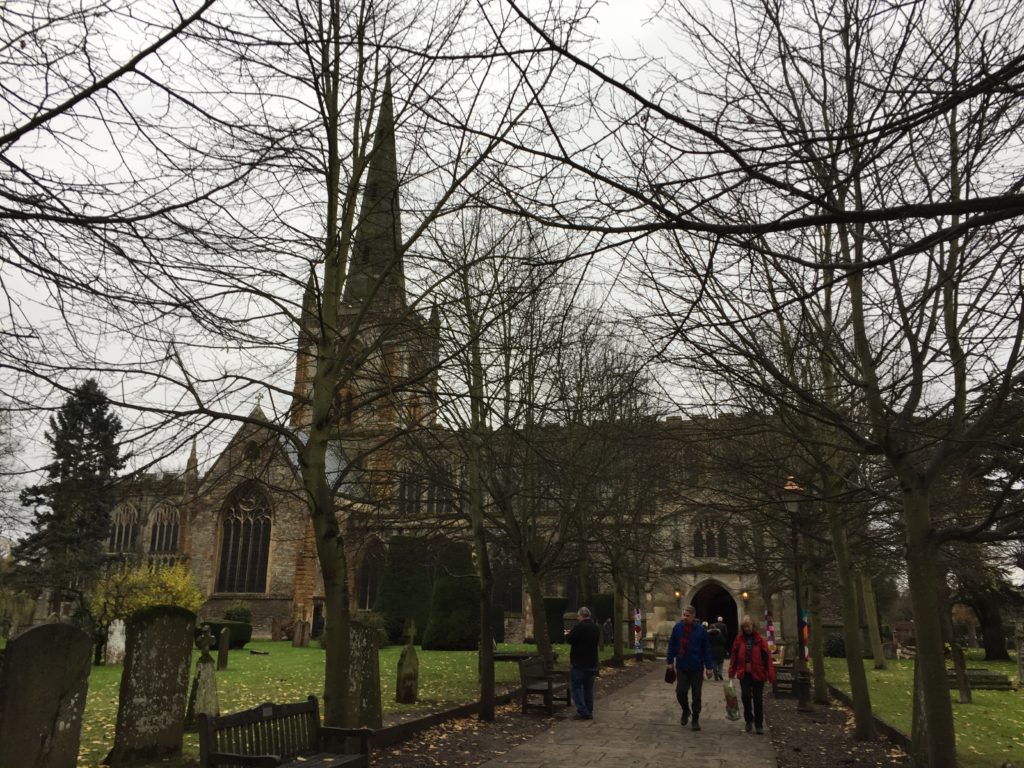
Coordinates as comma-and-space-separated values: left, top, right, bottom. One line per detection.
666, 620, 713, 672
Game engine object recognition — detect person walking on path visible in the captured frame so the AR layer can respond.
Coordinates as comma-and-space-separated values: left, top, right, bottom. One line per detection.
666, 604, 713, 730
728, 614, 776, 734
567, 606, 601, 720
708, 622, 727, 681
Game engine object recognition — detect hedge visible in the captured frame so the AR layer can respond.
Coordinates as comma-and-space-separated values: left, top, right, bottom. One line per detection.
195, 619, 251, 649
373, 536, 435, 645
421, 543, 478, 651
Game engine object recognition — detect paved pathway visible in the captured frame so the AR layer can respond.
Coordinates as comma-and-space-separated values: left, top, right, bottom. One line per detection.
479, 667, 778, 768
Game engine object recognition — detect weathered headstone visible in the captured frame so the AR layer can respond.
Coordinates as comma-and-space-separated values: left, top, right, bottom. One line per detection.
106, 605, 195, 766
0, 623, 91, 768
271, 617, 282, 642
396, 620, 418, 704
185, 625, 219, 729
217, 627, 230, 671
292, 619, 310, 648
347, 619, 382, 728
882, 641, 897, 660
105, 619, 127, 666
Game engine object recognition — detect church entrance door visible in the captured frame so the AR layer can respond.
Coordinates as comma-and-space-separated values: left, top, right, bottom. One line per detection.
691, 582, 739, 647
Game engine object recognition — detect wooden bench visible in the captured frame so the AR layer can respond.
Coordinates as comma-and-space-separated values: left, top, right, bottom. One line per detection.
517, 656, 570, 715
197, 695, 372, 768
772, 664, 795, 697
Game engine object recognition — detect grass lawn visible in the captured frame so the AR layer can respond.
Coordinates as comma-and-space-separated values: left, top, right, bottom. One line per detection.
822, 649, 1024, 768
76, 640, 597, 767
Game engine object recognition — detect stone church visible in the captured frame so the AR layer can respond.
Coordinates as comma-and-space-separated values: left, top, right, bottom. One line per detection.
101, 82, 798, 649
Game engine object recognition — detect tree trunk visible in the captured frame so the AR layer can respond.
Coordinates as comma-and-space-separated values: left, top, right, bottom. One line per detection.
938, 585, 970, 704
806, 572, 829, 705
611, 577, 626, 665
827, 501, 875, 738
860, 573, 887, 670
970, 594, 1012, 661
902, 487, 958, 768
524, 569, 552, 666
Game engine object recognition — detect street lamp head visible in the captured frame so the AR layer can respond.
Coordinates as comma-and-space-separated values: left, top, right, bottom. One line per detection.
783, 475, 803, 514
673, 588, 682, 600
740, 590, 749, 601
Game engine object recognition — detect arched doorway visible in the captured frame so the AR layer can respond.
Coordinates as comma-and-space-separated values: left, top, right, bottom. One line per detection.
690, 581, 739, 646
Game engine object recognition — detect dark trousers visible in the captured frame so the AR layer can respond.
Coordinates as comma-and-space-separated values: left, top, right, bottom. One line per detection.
675, 669, 705, 718
571, 666, 597, 716
740, 676, 765, 727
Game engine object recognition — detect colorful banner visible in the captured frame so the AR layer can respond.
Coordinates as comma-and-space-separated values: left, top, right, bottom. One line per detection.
764, 610, 776, 651
633, 608, 643, 657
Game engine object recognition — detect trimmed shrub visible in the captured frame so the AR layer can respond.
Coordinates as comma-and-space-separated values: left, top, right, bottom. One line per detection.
373, 536, 435, 645
824, 633, 846, 658
490, 605, 505, 643
196, 619, 251, 649
543, 596, 568, 645
224, 604, 252, 624
590, 593, 614, 625
421, 543, 478, 650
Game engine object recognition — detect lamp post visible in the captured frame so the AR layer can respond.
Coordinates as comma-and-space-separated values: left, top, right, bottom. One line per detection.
783, 476, 813, 711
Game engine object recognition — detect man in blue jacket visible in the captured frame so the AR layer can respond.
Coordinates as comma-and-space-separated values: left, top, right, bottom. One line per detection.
666, 604, 713, 730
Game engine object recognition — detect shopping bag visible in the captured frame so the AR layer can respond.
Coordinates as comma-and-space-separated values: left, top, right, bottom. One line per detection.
724, 679, 741, 721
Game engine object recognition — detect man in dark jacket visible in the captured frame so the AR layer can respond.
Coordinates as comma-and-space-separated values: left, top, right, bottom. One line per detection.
666, 605, 713, 730
567, 606, 601, 720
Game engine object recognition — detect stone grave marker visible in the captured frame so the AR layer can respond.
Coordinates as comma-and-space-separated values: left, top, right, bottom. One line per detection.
348, 619, 382, 728
186, 625, 219, 729
0, 623, 92, 768
292, 619, 310, 648
106, 605, 195, 766
105, 619, 127, 666
271, 617, 282, 642
217, 627, 230, 671
396, 620, 418, 704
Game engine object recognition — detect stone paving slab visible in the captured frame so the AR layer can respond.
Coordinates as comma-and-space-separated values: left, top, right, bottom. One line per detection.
478, 667, 778, 768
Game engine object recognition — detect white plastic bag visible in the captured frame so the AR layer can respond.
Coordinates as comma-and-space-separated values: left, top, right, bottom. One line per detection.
724, 679, 741, 721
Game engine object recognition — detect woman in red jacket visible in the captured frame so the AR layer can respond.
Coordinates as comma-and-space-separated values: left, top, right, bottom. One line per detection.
728, 615, 776, 734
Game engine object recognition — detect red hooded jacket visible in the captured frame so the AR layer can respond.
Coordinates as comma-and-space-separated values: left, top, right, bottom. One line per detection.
728, 630, 776, 683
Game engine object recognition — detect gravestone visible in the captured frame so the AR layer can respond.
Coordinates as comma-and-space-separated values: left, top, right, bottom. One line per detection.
217, 627, 230, 671
0, 623, 91, 768
396, 620, 418, 704
292, 620, 310, 648
347, 619, 382, 728
106, 605, 195, 766
271, 617, 282, 642
186, 626, 219, 729
105, 619, 126, 665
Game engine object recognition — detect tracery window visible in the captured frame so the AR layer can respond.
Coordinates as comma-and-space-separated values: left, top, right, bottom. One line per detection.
693, 517, 728, 560
109, 504, 141, 553
149, 503, 180, 554
397, 463, 421, 516
425, 462, 454, 517
216, 483, 272, 593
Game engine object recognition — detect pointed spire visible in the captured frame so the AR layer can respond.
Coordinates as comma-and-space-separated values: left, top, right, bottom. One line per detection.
291, 267, 319, 431
184, 439, 198, 495
343, 71, 405, 310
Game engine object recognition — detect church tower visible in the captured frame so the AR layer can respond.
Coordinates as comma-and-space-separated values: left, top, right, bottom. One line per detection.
290, 74, 437, 435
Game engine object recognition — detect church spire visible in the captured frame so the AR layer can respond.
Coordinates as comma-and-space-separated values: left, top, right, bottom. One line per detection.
343, 72, 405, 310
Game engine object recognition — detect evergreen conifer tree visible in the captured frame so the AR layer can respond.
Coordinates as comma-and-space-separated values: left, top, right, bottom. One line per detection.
14, 379, 126, 615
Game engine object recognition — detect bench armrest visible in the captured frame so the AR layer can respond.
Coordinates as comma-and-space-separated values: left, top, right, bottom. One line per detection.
206, 751, 281, 767
318, 725, 374, 754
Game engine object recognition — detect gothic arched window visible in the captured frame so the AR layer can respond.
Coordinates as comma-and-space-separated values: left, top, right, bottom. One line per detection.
397, 464, 421, 516
426, 462, 453, 517
109, 504, 141, 553
693, 516, 728, 560
356, 539, 386, 610
216, 483, 272, 593
149, 503, 180, 554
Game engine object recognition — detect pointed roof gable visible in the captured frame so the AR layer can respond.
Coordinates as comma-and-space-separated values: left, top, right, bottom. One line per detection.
343, 73, 405, 311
